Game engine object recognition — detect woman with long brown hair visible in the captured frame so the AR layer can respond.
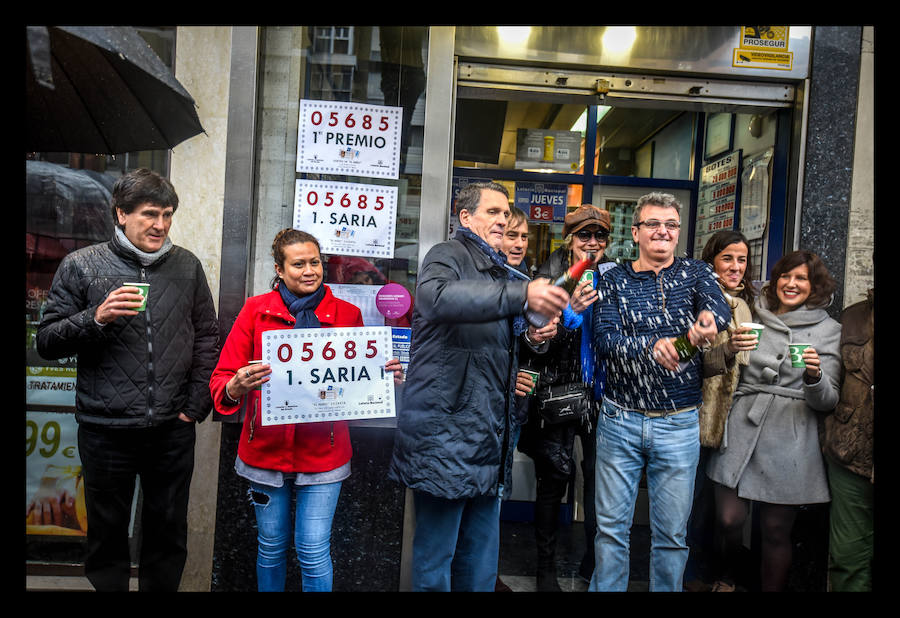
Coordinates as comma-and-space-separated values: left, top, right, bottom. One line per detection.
685, 230, 759, 590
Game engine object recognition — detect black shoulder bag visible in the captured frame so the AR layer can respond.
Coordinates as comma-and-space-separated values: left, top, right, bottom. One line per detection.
536, 382, 593, 425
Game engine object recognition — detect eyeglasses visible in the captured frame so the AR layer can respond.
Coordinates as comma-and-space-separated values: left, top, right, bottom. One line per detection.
635, 219, 681, 232
575, 229, 609, 242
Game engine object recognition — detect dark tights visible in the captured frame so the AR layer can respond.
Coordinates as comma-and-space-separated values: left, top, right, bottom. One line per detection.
714, 484, 798, 591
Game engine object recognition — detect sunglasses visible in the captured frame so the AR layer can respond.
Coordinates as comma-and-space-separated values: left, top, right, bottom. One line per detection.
575, 229, 609, 242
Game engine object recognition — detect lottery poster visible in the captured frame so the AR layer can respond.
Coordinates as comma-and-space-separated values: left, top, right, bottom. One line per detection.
390, 327, 411, 376
294, 179, 397, 259
260, 327, 396, 425
296, 99, 402, 179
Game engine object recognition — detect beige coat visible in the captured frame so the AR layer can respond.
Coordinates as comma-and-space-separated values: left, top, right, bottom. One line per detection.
700, 287, 752, 448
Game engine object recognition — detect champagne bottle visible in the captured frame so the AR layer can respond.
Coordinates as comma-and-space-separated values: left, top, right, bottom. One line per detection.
525, 253, 594, 327
671, 318, 711, 369
671, 334, 698, 361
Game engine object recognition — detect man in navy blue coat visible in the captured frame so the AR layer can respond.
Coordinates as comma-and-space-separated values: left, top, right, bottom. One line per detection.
388, 182, 569, 591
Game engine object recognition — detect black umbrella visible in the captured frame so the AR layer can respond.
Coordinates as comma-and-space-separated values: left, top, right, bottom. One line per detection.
25, 25, 206, 154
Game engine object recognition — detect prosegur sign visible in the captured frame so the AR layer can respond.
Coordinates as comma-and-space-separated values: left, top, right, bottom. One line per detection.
732, 26, 793, 71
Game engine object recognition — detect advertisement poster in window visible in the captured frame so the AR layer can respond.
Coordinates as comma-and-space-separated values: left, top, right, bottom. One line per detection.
739, 149, 773, 241
26, 410, 87, 537
514, 182, 568, 223
515, 129, 581, 172
694, 151, 741, 256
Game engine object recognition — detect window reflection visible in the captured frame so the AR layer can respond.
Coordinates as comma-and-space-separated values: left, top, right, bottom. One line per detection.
596, 108, 695, 180
452, 95, 697, 182
453, 99, 587, 173
252, 26, 427, 321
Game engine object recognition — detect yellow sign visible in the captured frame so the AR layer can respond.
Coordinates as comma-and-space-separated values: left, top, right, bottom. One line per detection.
739, 26, 789, 50
733, 26, 792, 70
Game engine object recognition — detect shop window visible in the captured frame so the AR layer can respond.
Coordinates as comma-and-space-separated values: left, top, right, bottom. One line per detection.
250, 26, 428, 330
453, 91, 699, 271
596, 107, 696, 180
454, 99, 588, 174
698, 111, 778, 281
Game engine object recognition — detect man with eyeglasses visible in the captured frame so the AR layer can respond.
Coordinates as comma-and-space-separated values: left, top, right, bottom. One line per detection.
588, 192, 730, 592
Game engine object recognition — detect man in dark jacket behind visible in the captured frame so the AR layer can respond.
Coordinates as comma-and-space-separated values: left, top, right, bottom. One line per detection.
388, 182, 569, 591
37, 168, 219, 592
822, 288, 874, 591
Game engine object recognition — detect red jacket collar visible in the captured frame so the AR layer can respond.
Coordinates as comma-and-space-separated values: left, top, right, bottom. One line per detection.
262, 284, 339, 326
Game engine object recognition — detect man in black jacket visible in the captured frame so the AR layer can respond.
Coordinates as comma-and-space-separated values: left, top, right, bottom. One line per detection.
37, 168, 219, 591
388, 182, 569, 591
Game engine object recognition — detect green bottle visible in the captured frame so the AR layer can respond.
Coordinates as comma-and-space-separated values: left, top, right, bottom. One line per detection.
672, 317, 711, 367
671, 334, 698, 362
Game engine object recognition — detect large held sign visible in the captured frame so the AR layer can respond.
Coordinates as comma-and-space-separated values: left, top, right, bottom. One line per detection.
296, 99, 402, 179
260, 327, 396, 426
294, 179, 397, 258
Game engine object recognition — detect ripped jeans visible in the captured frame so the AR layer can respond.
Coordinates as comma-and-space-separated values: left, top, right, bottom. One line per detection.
249, 480, 342, 592
589, 398, 699, 592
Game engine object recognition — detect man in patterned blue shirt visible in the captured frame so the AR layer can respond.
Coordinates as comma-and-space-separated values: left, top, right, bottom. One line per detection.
588, 192, 729, 592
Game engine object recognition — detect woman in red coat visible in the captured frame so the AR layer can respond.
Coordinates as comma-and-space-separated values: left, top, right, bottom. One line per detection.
210, 228, 402, 591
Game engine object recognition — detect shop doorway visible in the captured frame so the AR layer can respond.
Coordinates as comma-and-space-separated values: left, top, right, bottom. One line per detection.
452, 91, 701, 590
450, 63, 790, 590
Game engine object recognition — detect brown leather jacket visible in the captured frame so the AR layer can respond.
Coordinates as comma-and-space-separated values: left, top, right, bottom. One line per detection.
823, 289, 874, 481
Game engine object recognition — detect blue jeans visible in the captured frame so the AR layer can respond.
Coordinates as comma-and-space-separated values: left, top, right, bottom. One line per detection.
589, 399, 700, 592
249, 480, 342, 592
411, 490, 501, 591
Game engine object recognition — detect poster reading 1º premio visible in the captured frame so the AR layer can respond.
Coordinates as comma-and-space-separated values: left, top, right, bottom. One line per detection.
296, 99, 402, 179
260, 327, 396, 426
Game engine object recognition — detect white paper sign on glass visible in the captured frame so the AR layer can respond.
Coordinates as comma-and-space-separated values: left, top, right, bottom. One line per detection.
297, 99, 402, 179
260, 327, 396, 426
294, 179, 397, 259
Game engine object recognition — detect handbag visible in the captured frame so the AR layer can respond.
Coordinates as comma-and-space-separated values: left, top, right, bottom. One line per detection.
536, 382, 593, 425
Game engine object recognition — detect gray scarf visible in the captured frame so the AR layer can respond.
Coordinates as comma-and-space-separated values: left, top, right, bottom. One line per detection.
114, 226, 174, 266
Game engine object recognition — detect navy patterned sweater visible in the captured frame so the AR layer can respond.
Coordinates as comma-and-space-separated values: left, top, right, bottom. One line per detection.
592, 257, 730, 411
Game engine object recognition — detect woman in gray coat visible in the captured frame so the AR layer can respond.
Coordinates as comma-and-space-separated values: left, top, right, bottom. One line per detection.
706, 250, 841, 591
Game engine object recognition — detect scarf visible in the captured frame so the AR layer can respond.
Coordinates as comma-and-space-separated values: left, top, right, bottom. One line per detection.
582, 261, 616, 397
455, 227, 528, 335
114, 226, 174, 266
278, 282, 325, 329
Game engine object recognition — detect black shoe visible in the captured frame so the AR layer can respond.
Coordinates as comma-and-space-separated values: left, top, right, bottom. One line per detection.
578, 554, 594, 583
537, 568, 562, 592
